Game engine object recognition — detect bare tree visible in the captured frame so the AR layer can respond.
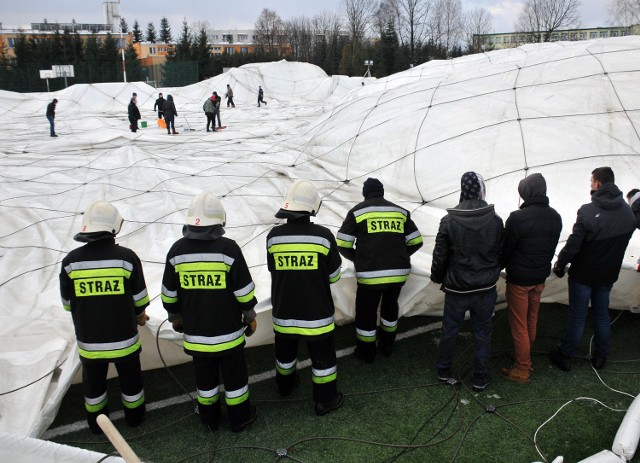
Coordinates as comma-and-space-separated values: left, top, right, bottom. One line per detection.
342, 0, 378, 72
464, 7, 494, 53
515, 0, 581, 42
312, 11, 344, 73
255, 8, 285, 55
286, 15, 314, 61
608, 0, 640, 26
427, 0, 464, 55
396, 0, 432, 64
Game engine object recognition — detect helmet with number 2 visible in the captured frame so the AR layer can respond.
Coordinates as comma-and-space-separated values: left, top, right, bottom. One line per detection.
187, 191, 226, 227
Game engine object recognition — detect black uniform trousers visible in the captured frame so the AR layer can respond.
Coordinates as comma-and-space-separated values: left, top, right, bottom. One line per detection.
275, 333, 338, 405
192, 348, 253, 432
82, 354, 145, 432
355, 283, 404, 360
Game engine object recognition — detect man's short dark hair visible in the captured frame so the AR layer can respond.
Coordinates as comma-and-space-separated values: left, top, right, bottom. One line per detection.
627, 188, 640, 200
592, 167, 614, 184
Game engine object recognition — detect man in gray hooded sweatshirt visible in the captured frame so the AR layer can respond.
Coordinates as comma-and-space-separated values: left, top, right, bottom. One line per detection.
431, 172, 503, 392
499, 173, 562, 384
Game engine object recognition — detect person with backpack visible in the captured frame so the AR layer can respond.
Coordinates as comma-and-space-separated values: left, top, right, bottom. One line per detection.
203, 94, 216, 132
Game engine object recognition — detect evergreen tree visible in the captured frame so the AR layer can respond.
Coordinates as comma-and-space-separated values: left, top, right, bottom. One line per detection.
119, 17, 129, 33
159, 17, 172, 43
170, 20, 192, 61
146, 22, 157, 43
192, 27, 212, 80
99, 33, 120, 82
132, 21, 143, 43
379, 21, 399, 76
124, 42, 142, 81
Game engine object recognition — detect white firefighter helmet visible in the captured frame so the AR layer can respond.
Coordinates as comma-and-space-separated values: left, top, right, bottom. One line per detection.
80, 201, 123, 235
279, 180, 322, 216
187, 191, 226, 226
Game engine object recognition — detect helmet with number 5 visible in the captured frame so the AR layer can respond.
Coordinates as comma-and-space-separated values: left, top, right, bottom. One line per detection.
187, 191, 226, 227
275, 179, 322, 218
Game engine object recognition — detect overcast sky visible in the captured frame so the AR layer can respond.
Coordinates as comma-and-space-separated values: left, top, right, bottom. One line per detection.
1, 0, 612, 35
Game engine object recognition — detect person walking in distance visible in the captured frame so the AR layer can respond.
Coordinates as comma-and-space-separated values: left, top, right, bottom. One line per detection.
499, 173, 562, 384
164, 95, 178, 135
154, 93, 165, 120
550, 167, 635, 372
267, 180, 344, 416
336, 178, 423, 362
225, 84, 235, 108
431, 172, 503, 392
258, 86, 267, 107
59, 201, 150, 434
161, 191, 258, 432
128, 95, 141, 133
46, 98, 58, 137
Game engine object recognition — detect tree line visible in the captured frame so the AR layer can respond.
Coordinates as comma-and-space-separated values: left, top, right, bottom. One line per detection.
0, 0, 636, 92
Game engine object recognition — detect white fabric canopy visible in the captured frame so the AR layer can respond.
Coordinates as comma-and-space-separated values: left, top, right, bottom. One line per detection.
0, 38, 639, 439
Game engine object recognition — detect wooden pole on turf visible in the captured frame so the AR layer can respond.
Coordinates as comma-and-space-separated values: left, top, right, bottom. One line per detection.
96, 414, 142, 463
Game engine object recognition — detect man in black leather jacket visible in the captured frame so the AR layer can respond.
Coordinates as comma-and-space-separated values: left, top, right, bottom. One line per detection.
431, 171, 503, 392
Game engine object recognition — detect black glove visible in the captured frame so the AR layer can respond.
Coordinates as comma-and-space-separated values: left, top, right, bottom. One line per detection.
553, 262, 565, 278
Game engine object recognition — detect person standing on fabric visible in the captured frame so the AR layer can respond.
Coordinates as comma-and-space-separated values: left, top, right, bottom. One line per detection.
212, 92, 222, 129
161, 191, 258, 432
258, 86, 267, 107
128, 95, 141, 133
153, 93, 165, 120
336, 178, 423, 363
59, 201, 150, 434
550, 167, 635, 372
267, 180, 344, 416
431, 172, 503, 392
46, 98, 58, 137
498, 173, 562, 384
225, 84, 235, 108
203, 95, 216, 132
164, 94, 178, 135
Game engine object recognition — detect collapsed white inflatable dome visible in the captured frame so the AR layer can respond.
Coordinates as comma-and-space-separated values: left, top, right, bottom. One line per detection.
0, 37, 639, 439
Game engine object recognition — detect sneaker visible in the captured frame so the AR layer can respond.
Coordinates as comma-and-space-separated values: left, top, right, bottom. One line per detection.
231, 406, 258, 432
550, 345, 572, 372
51, 134, 58, 137
472, 381, 490, 392
315, 392, 344, 416
591, 352, 606, 370
499, 367, 530, 384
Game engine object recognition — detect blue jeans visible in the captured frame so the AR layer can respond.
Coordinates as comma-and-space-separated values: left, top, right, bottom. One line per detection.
559, 278, 612, 358
47, 116, 55, 136
436, 289, 496, 384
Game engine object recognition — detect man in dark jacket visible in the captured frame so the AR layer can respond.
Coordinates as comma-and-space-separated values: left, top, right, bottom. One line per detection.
337, 178, 423, 362
128, 96, 141, 132
431, 172, 503, 392
164, 95, 178, 135
161, 191, 258, 432
551, 167, 635, 371
46, 98, 58, 137
267, 180, 344, 416
153, 93, 165, 120
60, 201, 150, 434
499, 173, 562, 384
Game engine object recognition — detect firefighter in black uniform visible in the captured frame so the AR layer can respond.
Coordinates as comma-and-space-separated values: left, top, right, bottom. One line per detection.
337, 178, 423, 363
60, 201, 150, 434
161, 191, 258, 432
267, 180, 344, 416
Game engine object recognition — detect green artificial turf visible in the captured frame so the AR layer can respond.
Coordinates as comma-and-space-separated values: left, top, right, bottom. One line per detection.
49, 304, 640, 463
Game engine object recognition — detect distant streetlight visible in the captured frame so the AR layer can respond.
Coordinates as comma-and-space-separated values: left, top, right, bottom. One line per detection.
114, 15, 127, 83
364, 60, 373, 78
